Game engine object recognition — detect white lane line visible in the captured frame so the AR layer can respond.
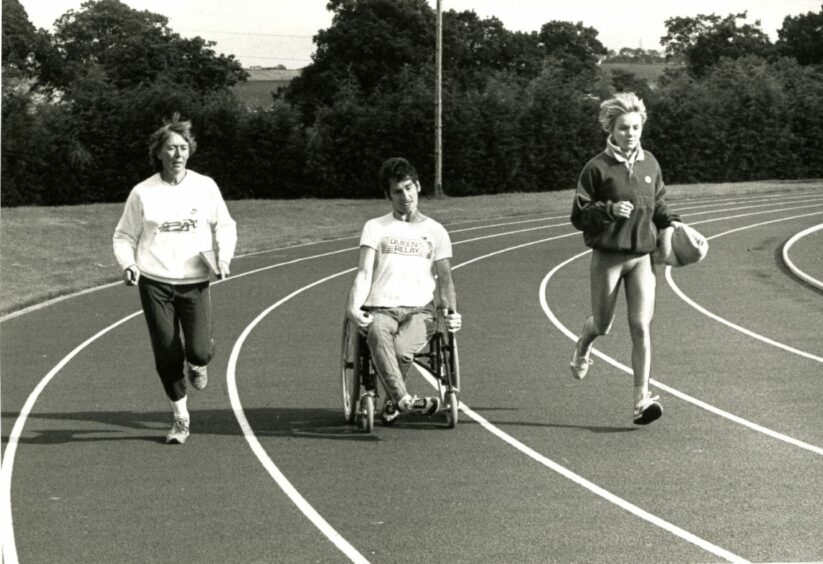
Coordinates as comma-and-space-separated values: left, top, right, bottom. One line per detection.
667, 212, 823, 364
0, 311, 143, 564
224, 269, 370, 564
0, 215, 563, 323
0, 220, 559, 563
221, 234, 576, 563
667, 267, 823, 362
237, 214, 562, 258
682, 196, 823, 217
540, 238, 823, 457
674, 191, 823, 212
411, 371, 748, 564
782, 223, 823, 291
3, 194, 817, 323
230, 234, 746, 564
2, 202, 813, 561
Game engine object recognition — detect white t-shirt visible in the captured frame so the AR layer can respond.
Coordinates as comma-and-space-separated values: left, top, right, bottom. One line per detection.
361, 213, 452, 308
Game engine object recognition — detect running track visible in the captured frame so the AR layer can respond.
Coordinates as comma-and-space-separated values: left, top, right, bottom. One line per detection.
2, 189, 822, 563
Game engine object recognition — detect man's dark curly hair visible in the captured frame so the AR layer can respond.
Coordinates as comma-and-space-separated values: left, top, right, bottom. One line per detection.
378, 157, 419, 196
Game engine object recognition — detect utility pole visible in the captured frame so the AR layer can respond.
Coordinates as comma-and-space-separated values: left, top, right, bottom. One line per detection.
434, 0, 444, 197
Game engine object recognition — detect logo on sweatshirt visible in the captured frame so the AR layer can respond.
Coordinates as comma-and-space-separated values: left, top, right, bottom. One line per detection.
644, 176, 652, 184
159, 218, 198, 232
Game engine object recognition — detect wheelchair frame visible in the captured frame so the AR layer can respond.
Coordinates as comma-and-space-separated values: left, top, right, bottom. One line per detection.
341, 312, 460, 433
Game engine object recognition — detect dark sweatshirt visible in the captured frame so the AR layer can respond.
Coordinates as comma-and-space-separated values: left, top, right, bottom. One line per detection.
570, 143, 680, 254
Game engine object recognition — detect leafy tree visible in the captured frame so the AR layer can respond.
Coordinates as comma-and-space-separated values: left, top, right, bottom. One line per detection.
661, 12, 775, 76
209, 100, 307, 199
538, 21, 608, 80
40, 0, 247, 94
441, 12, 542, 85
2, 0, 38, 73
608, 68, 654, 100
646, 56, 809, 183
776, 5, 823, 65
286, 0, 545, 122
286, 0, 434, 122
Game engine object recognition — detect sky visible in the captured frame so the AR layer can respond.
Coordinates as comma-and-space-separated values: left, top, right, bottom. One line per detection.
17, 0, 822, 68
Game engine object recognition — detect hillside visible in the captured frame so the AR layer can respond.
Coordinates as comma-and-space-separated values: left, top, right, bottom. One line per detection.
600, 62, 681, 87
232, 68, 302, 109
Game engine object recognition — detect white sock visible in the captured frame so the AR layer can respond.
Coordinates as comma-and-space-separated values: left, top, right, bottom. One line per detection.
171, 396, 189, 422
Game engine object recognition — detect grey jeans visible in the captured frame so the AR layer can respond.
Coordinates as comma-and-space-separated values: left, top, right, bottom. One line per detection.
366, 305, 435, 403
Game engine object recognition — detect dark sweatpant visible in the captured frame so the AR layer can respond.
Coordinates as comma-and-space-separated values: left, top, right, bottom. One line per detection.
138, 276, 214, 401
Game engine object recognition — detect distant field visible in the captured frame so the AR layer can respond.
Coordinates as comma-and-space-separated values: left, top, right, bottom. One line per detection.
232, 80, 288, 109
600, 62, 677, 86
233, 68, 301, 109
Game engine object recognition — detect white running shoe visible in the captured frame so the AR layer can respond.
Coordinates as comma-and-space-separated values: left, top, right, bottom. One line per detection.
569, 340, 592, 380
166, 418, 190, 444
633, 391, 663, 425
398, 395, 441, 415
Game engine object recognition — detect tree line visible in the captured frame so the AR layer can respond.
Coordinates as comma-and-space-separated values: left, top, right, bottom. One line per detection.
2, 0, 822, 206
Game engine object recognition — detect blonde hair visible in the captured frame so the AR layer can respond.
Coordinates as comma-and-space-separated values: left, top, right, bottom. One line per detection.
148, 112, 197, 170
598, 92, 647, 133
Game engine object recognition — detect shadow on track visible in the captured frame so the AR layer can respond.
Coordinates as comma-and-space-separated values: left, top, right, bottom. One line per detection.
2, 408, 379, 444
467, 407, 638, 433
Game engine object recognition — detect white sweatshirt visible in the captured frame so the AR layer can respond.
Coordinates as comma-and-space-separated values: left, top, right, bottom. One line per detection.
113, 170, 237, 284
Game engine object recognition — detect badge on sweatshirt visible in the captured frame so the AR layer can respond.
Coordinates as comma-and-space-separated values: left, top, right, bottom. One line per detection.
644, 176, 652, 183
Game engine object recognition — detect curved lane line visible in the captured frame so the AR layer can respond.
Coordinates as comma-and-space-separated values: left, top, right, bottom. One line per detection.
229, 234, 747, 564
540, 221, 823, 456
0, 215, 564, 322
412, 375, 748, 564
667, 212, 823, 364
224, 269, 369, 564
5, 192, 819, 323
0, 311, 143, 564
667, 267, 823, 363
781, 223, 823, 291
682, 196, 823, 218
4, 205, 816, 561
0, 219, 566, 563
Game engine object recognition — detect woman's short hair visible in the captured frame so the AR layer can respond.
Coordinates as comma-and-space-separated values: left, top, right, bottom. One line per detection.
379, 157, 419, 196
598, 92, 647, 133
148, 112, 197, 169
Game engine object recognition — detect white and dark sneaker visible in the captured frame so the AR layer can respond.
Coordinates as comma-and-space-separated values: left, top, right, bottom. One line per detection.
186, 363, 208, 390
166, 418, 190, 444
633, 391, 663, 425
381, 400, 399, 424
398, 395, 441, 415
569, 340, 593, 380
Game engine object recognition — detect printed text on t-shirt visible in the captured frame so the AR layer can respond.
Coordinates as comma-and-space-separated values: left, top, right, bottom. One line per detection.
379, 237, 433, 259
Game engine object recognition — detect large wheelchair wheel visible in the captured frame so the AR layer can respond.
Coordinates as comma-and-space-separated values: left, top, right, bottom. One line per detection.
429, 328, 460, 429
446, 332, 460, 392
444, 333, 460, 428
341, 319, 360, 423
357, 392, 375, 433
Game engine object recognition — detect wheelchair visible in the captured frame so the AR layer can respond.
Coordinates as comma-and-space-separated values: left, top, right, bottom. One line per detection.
341, 310, 460, 433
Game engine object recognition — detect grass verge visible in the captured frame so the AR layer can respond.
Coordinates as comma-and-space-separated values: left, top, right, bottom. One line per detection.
1, 179, 819, 317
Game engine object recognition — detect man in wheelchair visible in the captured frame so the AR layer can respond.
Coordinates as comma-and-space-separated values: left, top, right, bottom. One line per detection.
347, 157, 462, 423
